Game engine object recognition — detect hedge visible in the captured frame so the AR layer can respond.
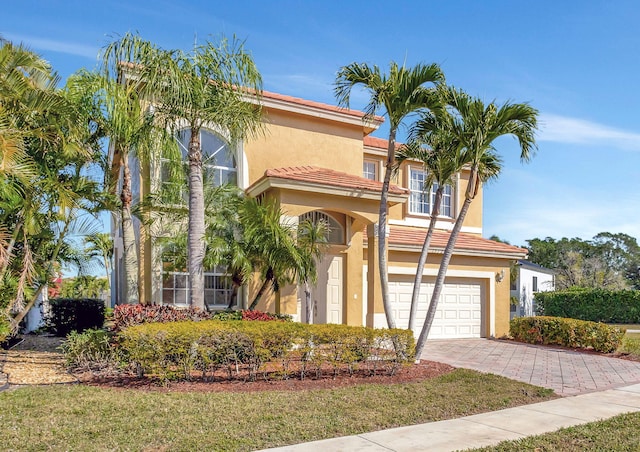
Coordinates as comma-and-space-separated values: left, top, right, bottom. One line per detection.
535, 288, 640, 323
47, 298, 105, 336
510, 316, 624, 353
112, 304, 291, 331
117, 320, 415, 382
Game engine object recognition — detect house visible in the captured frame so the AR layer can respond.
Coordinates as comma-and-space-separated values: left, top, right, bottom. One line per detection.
113, 89, 528, 339
510, 260, 555, 318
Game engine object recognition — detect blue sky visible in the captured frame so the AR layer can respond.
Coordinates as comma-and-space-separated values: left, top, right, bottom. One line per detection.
4, 1, 640, 247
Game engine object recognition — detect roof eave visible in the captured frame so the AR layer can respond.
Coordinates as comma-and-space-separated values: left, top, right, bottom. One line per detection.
246, 177, 408, 204
380, 243, 528, 259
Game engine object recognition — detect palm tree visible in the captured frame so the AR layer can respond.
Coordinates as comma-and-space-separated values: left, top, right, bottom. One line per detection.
334, 61, 444, 328
242, 197, 304, 311
98, 35, 171, 305
83, 232, 114, 284
127, 35, 263, 310
414, 89, 538, 359
0, 40, 105, 331
396, 102, 463, 332
297, 218, 329, 323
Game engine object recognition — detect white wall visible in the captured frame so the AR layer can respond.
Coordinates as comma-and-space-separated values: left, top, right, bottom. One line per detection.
513, 267, 555, 317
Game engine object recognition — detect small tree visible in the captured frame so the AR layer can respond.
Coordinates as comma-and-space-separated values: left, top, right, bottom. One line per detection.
414, 88, 537, 359
335, 61, 444, 328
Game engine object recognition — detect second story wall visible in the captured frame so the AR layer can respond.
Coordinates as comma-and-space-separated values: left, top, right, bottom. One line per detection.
243, 107, 366, 186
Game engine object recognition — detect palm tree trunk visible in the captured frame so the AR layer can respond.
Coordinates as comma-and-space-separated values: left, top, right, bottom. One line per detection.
120, 155, 139, 305
188, 130, 206, 310
304, 281, 312, 323
414, 167, 478, 360
378, 128, 398, 329
249, 268, 274, 310
408, 187, 443, 331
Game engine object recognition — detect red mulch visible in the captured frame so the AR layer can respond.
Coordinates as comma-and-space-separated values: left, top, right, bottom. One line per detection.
76, 360, 455, 393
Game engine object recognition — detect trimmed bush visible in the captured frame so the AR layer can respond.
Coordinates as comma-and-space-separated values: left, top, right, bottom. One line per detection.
118, 320, 414, 382
535, 288, 640, 323
60, 329, 115, 370
48, 298, 105, 336
510, 316, 624, 353
113, 305, 291, 331
113, 304, 211, 331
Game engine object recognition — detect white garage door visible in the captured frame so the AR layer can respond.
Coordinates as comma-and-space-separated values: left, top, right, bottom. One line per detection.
389, 275, 484, 339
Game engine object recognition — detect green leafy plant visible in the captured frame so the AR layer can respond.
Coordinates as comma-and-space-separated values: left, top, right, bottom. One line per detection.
117, 320, 414, 382
47, 298, 105, 336
535, 288, 640, 323
510, 316, 624, 353
60, 329, 115, 370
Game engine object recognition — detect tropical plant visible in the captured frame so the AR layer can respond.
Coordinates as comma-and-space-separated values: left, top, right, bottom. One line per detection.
396, 96, 463, 331
95, 35, 175, 305
334, 61, 444, 328
414, 88, 537, 358
243, 197, 305, 310
0, 39, 106, 333
117, 34, 263, 310
297, 218, 329, 323
83, 232, 113, 283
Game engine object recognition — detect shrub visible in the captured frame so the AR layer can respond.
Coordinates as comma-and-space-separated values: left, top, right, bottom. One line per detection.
117, 320, 414, 382
510, 316, 624, 353
113, 304, 210, 331
535, 288, 640, 323
113, 305, 291, 331
60, 329, 115, 370
47, 298, 105, 337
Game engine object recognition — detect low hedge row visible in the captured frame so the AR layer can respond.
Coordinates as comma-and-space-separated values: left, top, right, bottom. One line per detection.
48, 298, 105, 336
113, 304, 291, 331
510, 316, 624, 353
535, 288, 640, 323
118, 320, 415, 381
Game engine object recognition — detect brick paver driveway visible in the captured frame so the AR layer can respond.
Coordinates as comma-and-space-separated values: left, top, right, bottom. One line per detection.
422, 339, 640, 396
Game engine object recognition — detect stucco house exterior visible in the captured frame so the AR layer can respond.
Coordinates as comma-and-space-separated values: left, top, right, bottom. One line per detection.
510, 260, 556, 318
112, 89, 527, 339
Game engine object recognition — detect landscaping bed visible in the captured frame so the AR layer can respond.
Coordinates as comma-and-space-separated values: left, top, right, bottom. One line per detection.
75, 359, 455, 393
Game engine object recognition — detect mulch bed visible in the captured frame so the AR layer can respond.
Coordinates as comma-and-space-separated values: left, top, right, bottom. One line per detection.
76, 359, 455, 393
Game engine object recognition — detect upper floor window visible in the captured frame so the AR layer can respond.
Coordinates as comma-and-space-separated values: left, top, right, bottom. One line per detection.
177, 129, 237, 186
363, 160, 378, 181
532, 276, 538, 292
161, 129, 236, 200
408, 167, 453, 217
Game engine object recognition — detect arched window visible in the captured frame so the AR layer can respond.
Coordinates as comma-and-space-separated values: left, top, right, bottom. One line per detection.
175, 129, 237, 186
299, 211, 344, 244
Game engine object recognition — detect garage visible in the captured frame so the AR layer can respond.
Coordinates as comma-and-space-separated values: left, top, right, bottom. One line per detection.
388, 275, 485, 339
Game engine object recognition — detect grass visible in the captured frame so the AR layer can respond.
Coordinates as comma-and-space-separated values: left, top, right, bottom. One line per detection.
472, 411, 640, 451
0, 369, 555, 451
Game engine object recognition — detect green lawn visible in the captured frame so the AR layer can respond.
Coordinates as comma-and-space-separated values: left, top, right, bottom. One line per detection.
472, 411, 640, 451
0, 369, 555, 451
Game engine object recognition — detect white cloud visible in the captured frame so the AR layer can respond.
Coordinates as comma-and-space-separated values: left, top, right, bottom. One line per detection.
538, 113, 640, 151
3, 33, 98, 59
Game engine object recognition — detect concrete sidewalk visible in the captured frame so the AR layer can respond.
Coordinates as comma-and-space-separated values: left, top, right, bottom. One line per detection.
262, 383, 640, 451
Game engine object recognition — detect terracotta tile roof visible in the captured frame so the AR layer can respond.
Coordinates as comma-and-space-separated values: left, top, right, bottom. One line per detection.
380, 225, 527, 256
260, 90, 385, 122
363, 135, 402, 151
263, 166, 409, 195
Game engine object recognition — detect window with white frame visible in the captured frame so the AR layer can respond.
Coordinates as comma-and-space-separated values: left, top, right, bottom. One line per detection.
160, 129, 237, 201
363, 160, 378, 181
160, 128, 237, 308
162, 266, 234, 308
408, 167, 453, 217
299, 211, 344, 244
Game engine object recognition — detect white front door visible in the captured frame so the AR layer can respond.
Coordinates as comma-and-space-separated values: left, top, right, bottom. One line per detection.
303, 255, 343, 324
